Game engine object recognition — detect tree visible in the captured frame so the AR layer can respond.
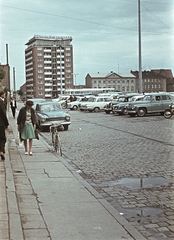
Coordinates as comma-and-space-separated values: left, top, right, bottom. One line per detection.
17, 89, 24, 97
0, 66, 6, 81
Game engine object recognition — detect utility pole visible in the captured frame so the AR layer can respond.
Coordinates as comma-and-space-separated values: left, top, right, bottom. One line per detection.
138, 0, 142, 93
13, 67, 16, 96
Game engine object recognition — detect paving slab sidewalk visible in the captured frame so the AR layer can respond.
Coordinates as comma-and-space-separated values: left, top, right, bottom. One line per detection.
0, 113, 148, 240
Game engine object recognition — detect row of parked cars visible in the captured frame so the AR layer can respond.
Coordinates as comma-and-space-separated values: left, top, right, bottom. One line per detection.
66, 92, 174, 118
26, 92, 174, 131
104, 92, 174, 117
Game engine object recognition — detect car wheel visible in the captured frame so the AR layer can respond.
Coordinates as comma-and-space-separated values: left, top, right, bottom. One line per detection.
93, 107, 100, 112
63, 125, 68, 131
123, 108, 128, 115
73, 105, 78, 110
164, 109, 172, 119
105, 110, 111, 114
137, 108, 146, 117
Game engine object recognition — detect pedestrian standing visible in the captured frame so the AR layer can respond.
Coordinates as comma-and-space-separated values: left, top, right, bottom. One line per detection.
10, 97, 17, 118
17, 100, 36, 156
0, 91, 9, 160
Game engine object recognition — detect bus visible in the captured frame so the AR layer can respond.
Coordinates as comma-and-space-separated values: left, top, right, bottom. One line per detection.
64, 88, 115, 96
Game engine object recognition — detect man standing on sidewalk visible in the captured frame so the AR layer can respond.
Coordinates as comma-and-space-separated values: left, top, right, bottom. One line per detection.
0, 90, 9, 160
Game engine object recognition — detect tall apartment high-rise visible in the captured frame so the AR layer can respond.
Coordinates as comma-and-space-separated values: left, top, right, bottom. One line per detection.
25, 35, 74, 99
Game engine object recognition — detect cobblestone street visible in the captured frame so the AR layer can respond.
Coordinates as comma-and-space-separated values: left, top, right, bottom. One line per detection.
43, 110, 174, 240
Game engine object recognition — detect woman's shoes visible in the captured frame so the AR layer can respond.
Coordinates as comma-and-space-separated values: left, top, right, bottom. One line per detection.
25, 152, 33, 156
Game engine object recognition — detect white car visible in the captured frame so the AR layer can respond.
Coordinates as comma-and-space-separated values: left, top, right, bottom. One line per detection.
79, 96, 112, 112
67, 96, 93, 110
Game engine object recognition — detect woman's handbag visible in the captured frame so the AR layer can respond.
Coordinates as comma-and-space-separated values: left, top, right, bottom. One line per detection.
35, 129, 39, 140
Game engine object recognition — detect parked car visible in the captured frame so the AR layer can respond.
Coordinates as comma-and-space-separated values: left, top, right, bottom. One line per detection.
79, 96, 112, 112
67, 95, 92, 110
35, 101, 71, 131
126, 93, 174, 117
113, 94, 145, 115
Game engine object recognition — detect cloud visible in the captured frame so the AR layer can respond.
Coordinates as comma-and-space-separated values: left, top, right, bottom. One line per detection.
0, 0, 174, 88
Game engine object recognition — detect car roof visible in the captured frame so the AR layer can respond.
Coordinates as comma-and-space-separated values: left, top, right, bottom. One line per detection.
36, 101, 61, 105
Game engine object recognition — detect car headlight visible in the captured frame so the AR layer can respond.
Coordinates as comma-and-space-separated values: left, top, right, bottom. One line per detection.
65, 116, 70, 121
37, 113, 47, 122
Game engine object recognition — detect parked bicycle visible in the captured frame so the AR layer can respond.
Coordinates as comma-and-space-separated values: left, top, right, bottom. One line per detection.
164, 103, 174, 119
50, 123, 64, 156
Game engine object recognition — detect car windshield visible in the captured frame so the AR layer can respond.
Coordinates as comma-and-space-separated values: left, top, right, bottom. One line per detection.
143, 95, 153, 101
88, 97, 96, 102
41, 104, 61, 112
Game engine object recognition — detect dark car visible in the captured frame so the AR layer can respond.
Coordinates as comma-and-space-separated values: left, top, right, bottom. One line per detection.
112, 94, 142, 115
35, 101, 71, 131
113, 94, 145, 115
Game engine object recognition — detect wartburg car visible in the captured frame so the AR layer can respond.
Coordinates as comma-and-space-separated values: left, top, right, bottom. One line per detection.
35, 102, 71, 131
126, 93, 174, 117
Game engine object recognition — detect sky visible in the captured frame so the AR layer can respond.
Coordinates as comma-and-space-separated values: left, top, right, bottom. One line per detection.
0, 0, 174, 90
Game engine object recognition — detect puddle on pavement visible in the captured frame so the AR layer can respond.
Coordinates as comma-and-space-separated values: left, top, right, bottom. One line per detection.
90, 177, 172, 190
103, 193, 165, 224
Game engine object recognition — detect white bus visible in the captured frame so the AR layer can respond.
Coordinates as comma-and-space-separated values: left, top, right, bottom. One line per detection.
64, 88, 115, 96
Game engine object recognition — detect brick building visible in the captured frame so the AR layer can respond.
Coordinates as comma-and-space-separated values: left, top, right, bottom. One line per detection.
25, 35, 74, 99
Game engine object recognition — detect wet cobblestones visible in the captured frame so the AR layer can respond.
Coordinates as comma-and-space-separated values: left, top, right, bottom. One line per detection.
44, 111, 174, 240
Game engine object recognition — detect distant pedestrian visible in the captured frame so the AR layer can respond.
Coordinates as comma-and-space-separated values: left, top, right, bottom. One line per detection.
17, 100, 36, 156
0, 91, 9, 160
10, 97, 17, 118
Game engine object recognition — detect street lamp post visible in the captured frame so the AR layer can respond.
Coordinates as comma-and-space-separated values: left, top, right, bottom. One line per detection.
138, 0, 142, 94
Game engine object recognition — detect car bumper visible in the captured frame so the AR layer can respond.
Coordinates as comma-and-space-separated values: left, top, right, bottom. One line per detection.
40, 120, 71, 126
127, 110, 137, 114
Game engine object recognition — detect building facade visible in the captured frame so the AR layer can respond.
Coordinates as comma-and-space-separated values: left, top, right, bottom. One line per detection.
25, 35, 74, 99
131, 70, 168, 93
85, 71, 137, 93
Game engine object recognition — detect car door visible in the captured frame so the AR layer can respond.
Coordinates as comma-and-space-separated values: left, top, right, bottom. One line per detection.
161, 95, 173, 110
151, 95, 163, 112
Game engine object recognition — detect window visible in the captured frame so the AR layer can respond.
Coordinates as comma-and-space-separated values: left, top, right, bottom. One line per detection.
38, 58, 42, 62
38, 70, 43, 73
37, 53, 42, 56
38, 64, 42, 67
37, 47, 42, 50
66, 53, 71, 56
162, 95, 171, 100
38, 75, 43, 78
66, 47, 70, 50
66, 58, 70, 62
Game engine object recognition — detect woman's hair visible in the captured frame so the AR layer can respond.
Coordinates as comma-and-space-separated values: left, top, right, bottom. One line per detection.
0, 91, 5, 97
26, 100, 34, 106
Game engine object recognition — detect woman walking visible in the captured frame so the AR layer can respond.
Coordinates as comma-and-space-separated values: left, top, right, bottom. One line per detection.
17, 100, 36, 156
